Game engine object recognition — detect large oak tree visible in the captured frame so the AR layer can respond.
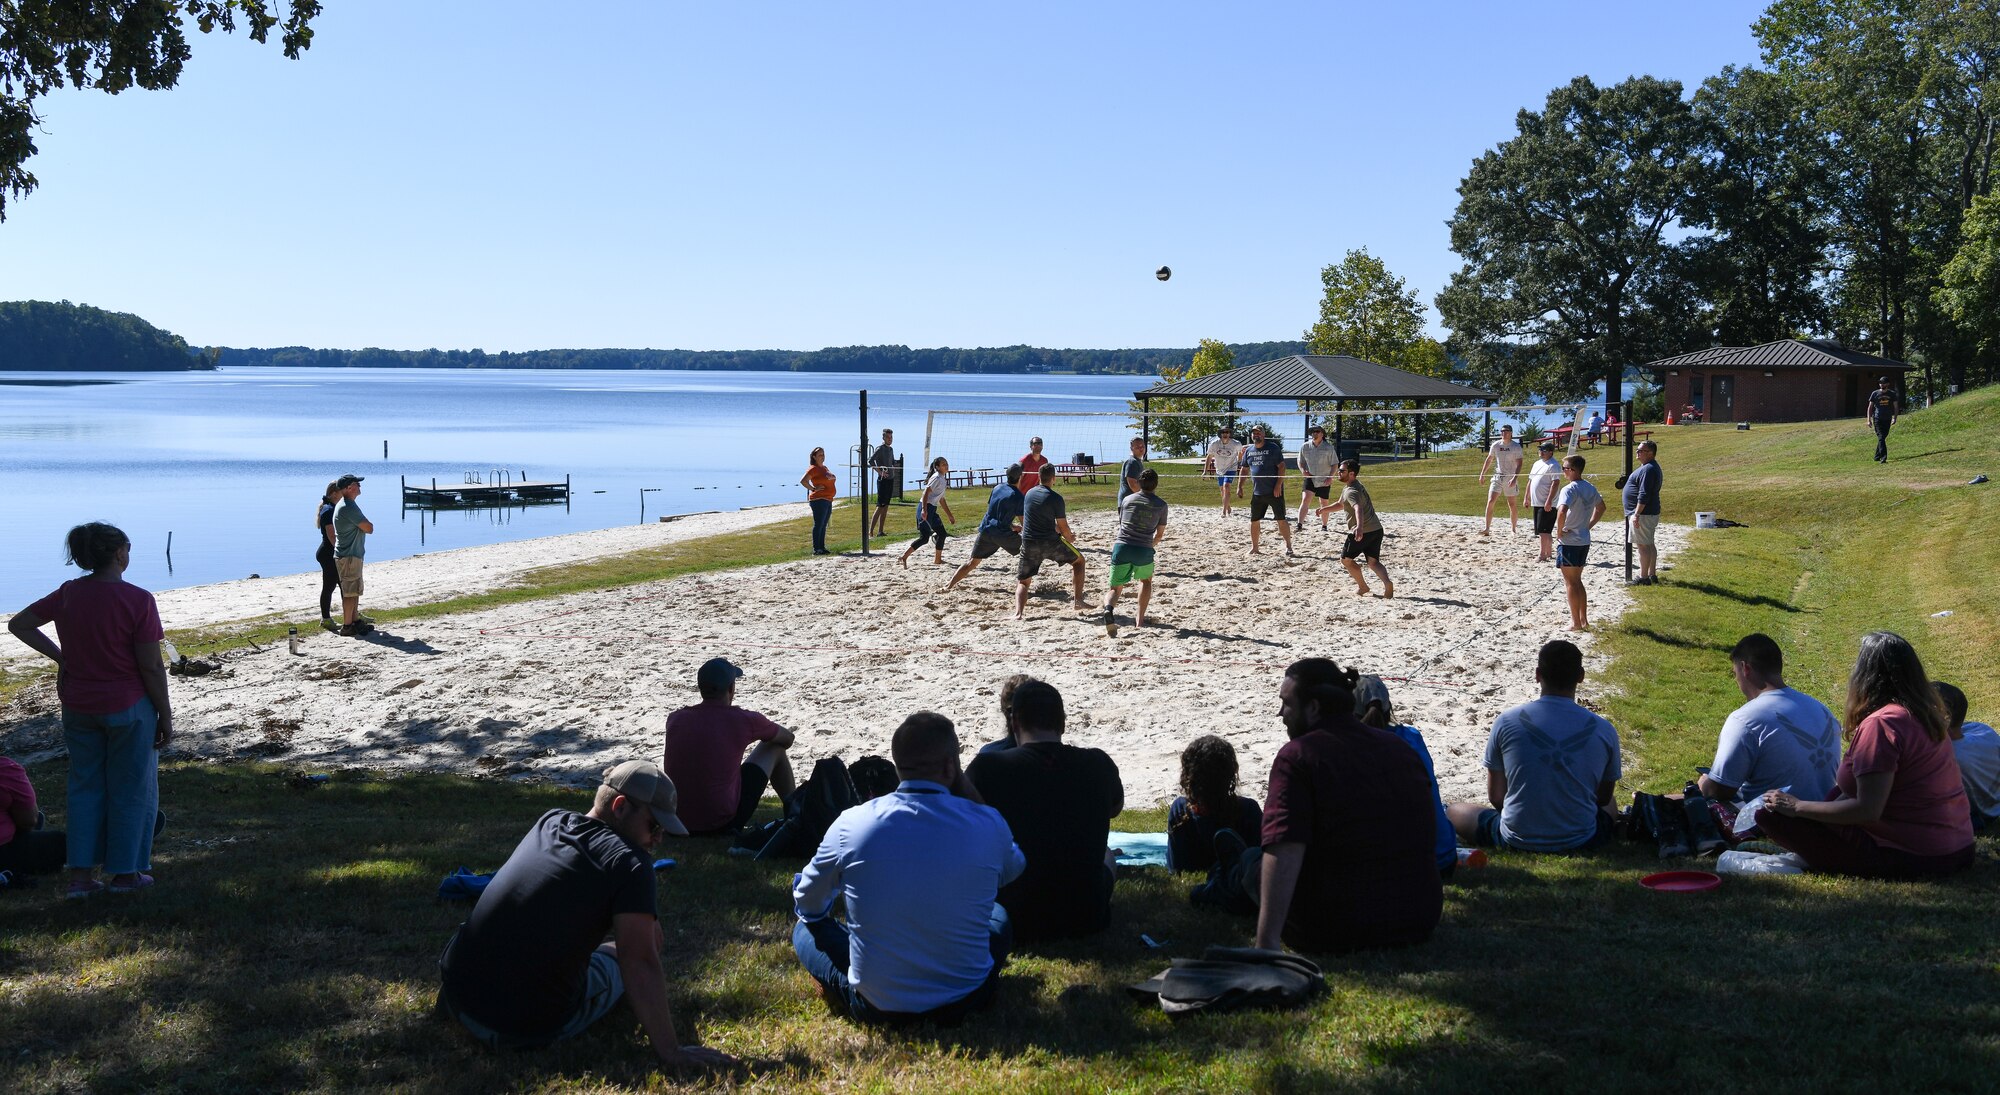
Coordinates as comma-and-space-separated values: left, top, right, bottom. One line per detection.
1436, 76, 1707, 413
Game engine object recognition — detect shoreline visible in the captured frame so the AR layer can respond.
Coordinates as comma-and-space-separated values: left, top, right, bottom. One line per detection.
0, 502, 807, 658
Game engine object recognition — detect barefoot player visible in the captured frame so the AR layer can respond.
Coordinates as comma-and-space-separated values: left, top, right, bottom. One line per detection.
1479, 425, 1524, 536
1015, 465, 1087, 619
1100, 468, 1168, 637
1323, 459, 1393, 598
1553, 455, 1605, 632
1205, 427, 1245, 517
1243, 426, 1293, 557
945, 464, 1026, 592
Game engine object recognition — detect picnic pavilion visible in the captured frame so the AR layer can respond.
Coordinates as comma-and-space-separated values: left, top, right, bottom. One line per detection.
1133, 353, 1499, 459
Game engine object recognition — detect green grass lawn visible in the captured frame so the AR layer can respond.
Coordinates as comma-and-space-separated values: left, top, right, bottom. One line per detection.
4, 390, 1999, 1092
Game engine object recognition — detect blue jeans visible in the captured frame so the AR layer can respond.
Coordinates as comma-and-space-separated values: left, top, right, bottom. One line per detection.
793, 907, 1010, 1025
63, 697, 159, 875
809, 498, 833, 553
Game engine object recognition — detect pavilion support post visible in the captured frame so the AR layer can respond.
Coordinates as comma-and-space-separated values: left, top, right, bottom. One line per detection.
1142, 396, 1151, 449
1483, 408, 1492, 453
1415, 400, 1426, 460
1334, 400, 1345, 453
1227, 398, 1239, 436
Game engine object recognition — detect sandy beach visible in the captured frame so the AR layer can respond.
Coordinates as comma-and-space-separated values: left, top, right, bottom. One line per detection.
1, 506, 1685, 807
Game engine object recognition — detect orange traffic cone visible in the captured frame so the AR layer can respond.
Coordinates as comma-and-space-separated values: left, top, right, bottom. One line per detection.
1665, 408, 1676, 425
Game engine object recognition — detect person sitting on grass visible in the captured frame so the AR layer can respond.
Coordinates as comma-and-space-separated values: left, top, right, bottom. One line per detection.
967, 678, 1124, 942
1166, 735, 1262, 875
662, 658, 796, 835
1755, 633, 1974, 879
792, 712, 1025, 1026
977, 673, 1035, 756
0, 755, 65, 880
1938, 682, 2000, 831
436, 761, 737, 1075
1353, 676, 1457, 878
1695, 633, 1841, 806
1203, 659, 1444, 953
1447, 640, 1621, 853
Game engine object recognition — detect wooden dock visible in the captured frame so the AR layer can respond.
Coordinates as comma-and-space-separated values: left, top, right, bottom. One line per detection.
401, 474, 571, 508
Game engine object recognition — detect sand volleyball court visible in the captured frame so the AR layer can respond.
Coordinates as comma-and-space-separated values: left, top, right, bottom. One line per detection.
1, 507, 1683, 806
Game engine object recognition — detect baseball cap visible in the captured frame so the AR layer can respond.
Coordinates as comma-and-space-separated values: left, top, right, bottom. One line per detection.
602, 760, 688, 836
1539, 441, 1556, 452
696, 656, 744, 693
1352, 674, 1393, 718
1878, 376, 1891, 384
335, 474, 365, 488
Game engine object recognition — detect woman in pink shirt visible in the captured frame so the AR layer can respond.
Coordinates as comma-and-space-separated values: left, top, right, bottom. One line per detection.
7, 523, 172, 899
1756, 631, 1973, 879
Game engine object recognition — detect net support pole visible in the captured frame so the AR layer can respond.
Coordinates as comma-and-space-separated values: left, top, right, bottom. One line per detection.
859, 390, 871, 557
1623, 398, 1635, 585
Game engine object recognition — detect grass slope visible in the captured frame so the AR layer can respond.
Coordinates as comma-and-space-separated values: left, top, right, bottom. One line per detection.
3, 392, 1998, 1092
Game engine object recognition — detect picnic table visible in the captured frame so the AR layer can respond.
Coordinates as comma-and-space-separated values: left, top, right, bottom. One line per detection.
946, 468, 1007, 490
1547, 422, 1652, 447
1047, 462, 1103, 484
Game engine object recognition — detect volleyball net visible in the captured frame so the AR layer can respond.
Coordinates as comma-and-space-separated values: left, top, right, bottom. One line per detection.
917, 404, 1596, 483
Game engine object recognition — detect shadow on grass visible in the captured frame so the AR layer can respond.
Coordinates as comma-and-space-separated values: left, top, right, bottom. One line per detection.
6, 760, 2000, 1092
1623, 627, 1736, 654
1667, 579, 1804, 612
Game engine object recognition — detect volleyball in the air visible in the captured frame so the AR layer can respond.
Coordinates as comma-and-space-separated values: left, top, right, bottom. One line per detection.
1156, 266, 1172, 281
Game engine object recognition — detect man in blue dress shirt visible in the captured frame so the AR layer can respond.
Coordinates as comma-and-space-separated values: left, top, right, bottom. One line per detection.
792, 711, 1025, 1025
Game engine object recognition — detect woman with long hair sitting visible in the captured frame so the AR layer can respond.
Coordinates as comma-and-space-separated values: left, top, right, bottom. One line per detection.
1756, 631, 1974, 879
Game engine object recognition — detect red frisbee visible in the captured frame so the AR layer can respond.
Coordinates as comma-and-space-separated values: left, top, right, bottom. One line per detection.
1640, 870, 1721, 893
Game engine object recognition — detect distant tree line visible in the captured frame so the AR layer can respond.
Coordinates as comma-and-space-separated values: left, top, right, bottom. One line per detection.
1440, 0, 2000, 408
212, 341, 1309, 375
0, 300, 213, 371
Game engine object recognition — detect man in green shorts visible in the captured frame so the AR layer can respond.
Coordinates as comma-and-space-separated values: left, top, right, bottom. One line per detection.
1101, 469, 1168, 637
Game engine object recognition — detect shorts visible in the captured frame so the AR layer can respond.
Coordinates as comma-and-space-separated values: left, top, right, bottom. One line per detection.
1629, 514, 1659, 547
1108, 542, 1156, 587
1473, 808, 1614, 852
1533, 507, 1558, 536
1555, 544, 1590, 568
875, 476, 894, 507
335, 556, 364, 597
1342, 529, 1384, 560
441, 936, 624, 1049
969, 530, 1022, 560
1489, 473, 1519, 496
1017, 538, 1079, 580
730, 761, 773, 832
1249, 493, 1285, 521
1303, 480, 1333, 500
1215, 472, 1237, 487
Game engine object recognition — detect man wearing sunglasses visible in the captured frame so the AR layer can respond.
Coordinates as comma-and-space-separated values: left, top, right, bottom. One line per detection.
437, 761, 738, 1075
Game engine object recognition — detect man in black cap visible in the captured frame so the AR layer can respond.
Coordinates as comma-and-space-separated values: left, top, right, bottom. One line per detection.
662, 658, 796, 834
1864, 376, 1900, 463
330, 474, 375, 636
437, 760, 738, 1073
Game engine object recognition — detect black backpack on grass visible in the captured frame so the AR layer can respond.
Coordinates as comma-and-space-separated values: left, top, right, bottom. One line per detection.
734, 757, 863, 861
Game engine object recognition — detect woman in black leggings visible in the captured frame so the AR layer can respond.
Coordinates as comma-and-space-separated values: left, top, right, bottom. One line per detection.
315, 481, 340, 627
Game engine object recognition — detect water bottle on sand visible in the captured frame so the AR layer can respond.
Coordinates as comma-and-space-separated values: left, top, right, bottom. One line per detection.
288, 626, 301, 655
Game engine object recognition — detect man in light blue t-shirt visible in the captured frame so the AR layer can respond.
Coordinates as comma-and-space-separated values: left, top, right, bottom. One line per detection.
330, 474, 376, 637
1696, 634, 1840, 804
1553, 455, 1604, 632
1447, 640, 1620, 852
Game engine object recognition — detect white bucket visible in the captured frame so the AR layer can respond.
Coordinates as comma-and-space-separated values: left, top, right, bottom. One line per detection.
1694, 511, 1717, 529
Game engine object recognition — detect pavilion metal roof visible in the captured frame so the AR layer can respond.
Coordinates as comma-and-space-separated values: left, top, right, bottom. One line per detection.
1134, 354, 1497, 403
1644, 339, 1914, 373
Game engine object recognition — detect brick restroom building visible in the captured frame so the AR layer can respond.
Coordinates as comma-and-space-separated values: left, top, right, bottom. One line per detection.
1645, 339, 1915, 423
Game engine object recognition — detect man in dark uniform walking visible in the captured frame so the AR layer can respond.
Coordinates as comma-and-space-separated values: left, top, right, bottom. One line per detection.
1865, 377, 1899, 464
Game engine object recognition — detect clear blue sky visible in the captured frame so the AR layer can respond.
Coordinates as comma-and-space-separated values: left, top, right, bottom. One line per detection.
0, 1, 1768, 352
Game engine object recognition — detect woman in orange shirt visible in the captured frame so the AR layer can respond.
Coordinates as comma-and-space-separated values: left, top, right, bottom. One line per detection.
800, 447, 838, 555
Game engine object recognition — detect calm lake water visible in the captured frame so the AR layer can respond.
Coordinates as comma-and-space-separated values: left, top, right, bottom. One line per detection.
0, 368, 1173, 607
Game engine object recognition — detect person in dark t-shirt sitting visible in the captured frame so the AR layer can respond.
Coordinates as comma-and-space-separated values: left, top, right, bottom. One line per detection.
437, 761, 737, 1075
966, 678, 1124, 942
1210, 658, 1443, 953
